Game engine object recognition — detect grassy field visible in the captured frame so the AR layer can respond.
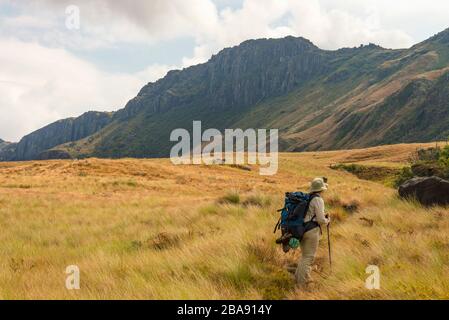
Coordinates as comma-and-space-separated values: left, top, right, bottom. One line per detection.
0, 142, 448, 299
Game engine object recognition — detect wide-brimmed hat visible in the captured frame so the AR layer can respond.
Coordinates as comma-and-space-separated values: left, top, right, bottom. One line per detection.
309, 177, 328, 193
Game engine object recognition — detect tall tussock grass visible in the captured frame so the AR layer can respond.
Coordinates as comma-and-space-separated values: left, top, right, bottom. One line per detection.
0, 144, 448, 299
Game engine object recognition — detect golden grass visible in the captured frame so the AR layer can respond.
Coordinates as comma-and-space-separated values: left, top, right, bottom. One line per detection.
0, 143, 448, 299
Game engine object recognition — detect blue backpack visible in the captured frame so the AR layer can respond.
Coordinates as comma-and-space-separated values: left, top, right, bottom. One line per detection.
274, 192, 320, 247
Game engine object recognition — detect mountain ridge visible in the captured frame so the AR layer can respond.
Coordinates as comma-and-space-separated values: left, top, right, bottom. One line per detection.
2, 29, 449, 161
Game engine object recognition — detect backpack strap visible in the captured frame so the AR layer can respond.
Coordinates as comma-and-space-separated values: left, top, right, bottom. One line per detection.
273, 205, 286, 233
304, 193, 321, 232
273, 217, 281, 234
306, 193, 320, 219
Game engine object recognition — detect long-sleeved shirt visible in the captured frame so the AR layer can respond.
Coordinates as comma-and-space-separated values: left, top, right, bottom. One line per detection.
304, 196, 329, 226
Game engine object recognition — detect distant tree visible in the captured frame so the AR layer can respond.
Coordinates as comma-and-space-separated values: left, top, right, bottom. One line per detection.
439, 145, 449, 169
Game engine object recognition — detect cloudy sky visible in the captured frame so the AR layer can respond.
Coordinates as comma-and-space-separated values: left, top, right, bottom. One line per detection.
0, 0, 448, 141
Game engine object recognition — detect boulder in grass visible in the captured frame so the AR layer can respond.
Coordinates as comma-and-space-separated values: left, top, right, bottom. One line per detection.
399, 176, 449, 207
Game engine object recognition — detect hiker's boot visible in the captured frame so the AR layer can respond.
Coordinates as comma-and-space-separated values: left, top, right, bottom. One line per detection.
282, 242, 290, 253
276, 232, 293, 244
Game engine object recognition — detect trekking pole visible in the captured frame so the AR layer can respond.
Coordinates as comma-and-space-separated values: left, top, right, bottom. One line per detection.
327, 222, 332, 271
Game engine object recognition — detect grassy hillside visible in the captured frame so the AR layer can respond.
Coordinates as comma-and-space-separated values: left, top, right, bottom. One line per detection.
0, 142, 448, 299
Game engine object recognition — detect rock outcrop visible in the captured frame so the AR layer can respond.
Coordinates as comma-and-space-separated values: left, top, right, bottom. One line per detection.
0, 139, 17, 161
399, 176, 449, 206
115, 36, 331, 121
0, 111, 113, 161
0, 138, 8, 151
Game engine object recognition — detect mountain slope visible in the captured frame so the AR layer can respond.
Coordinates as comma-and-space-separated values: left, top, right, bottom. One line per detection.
73, 30, 449, 158
62, 39, 406, 158
88, 37, 337, 158
3, 28, 449, 161
0, 111, 114, 161
0, 139, 16, 161
0, 139, 8, 150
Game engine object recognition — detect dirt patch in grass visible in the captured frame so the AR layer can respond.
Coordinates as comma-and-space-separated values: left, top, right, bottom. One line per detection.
342, 200, 360, 213
150, 232, 181, 250
229, 164, 252, 172
331, 163, 400, 185
326, 195, 361, 217
4, 184, 33, 189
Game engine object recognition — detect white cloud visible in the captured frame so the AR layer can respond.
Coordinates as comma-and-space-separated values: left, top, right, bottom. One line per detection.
8, 0, 219, 48
0, 38, 174, 141
11, 0, 444, 56
180, 0, 428, 66
286, 0, 415, 50
6, 0, 448, 61
2, 14, 55, 29
183, 0, 296, 66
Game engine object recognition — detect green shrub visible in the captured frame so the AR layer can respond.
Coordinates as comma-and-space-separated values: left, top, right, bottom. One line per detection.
223, 264, 253, 290
394, 167, 414, 187
393, 145, 449, 186
199, 204, 220, 215
439, 145, 449, 169
414, 147, 441, 162
217, 191, 240, 205
331, 163, 399, 183
261, 270, 294, 300
126, 180, 138, 187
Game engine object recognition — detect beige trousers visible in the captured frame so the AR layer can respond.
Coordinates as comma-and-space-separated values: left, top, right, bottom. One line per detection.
295, 227, 320, 286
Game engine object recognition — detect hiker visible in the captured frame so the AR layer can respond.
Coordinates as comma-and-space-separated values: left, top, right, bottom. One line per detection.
295, 177, 330, 287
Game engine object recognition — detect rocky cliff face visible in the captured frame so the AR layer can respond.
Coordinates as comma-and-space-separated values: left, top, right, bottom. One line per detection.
115, 37, 332, 121
88, 37, 402, 158
0, 111, 113, 161
0, 139, 16, 161
60, 31, 449, 158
